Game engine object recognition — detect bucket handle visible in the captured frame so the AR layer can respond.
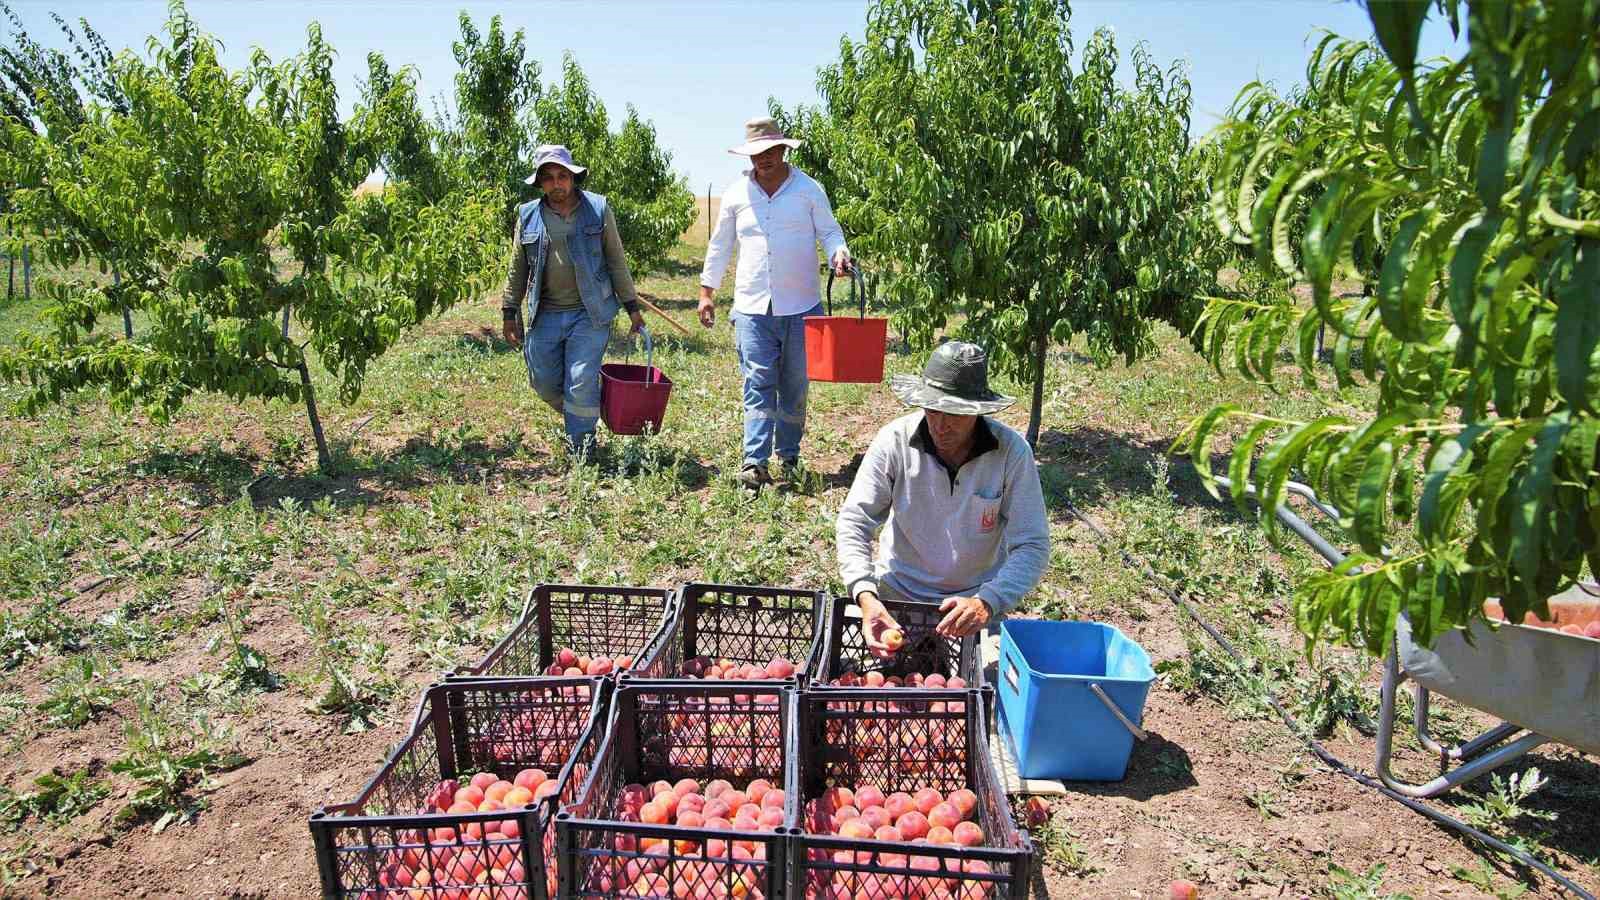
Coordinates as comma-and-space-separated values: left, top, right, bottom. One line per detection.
1089, 683, 1148, 741
825, 264, 868, 321
623, 324, 657, 384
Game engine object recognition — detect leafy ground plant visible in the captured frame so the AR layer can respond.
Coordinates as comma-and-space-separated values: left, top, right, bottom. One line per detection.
108, 687, 247, 833
0, 770, 108, 829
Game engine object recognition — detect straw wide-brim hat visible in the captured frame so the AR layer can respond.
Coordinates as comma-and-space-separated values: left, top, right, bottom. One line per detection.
890, 341, 1016, 416
524, 144, 587, 185
729, 116, 802, 156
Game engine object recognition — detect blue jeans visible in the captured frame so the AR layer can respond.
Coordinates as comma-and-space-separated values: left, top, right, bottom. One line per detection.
525, 307, 610, 452
731, 304, 820, 467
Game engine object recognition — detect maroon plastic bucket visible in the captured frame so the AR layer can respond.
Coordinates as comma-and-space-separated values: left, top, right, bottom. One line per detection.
600, 326, 672, 435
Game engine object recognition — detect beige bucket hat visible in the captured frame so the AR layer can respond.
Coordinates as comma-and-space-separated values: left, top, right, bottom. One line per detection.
728, 117, 802, 155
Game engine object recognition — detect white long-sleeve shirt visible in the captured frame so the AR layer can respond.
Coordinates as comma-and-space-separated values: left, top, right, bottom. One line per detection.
700, 166, 848, 317
836, 413, 1051, 615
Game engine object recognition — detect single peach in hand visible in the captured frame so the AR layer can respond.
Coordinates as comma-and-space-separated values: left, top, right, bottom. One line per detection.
882, 628, 904, 651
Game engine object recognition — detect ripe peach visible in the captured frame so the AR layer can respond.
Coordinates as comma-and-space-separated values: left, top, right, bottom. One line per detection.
500, 818, 521, 840
640, 802, 667, 825
504, 786, 534, 807
678, 793, 706, 816
470, 772, 497, 791
513, 769, 547, 791
895, 810, 930, 840
448, 800, 478, 815
913, 788, 943, 815
758, 807, 786, 828
947, 676, 966, 689
831, 805, 861, 829
431, 779, 461, 811
674, 778, 701, 797
587, 655, 614, 675
650, 780, 674, 797
1169, 880, 1200, 900
854, 785, 886, 809
947, 789, 978, 819
678, 810, 706, 828
746, 779, 773, 805
928, 802, 961, 830
864, 671, 886, 688
926, 825, 954, 844
557, 648, 578, 668
839, 819, 874, 839
859, 806, 892, 830
563, 666, 583, 677
703, 799, 732, 821
873, 825, 903, 842
884, 793, 915, 818
882, 628, 904, 651
924, 673, 947, 688
1586, 621, 1600, 638
721, 790, 748, 810
761, 789, 785, 809
706, 779, 733, 799
533, 779, 560, 801
824, 786, 855, 810
1022, 796, 1050, 828
766, 657, 796, 678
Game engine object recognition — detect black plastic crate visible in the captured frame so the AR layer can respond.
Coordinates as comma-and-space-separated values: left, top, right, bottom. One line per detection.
785, 689, 1032, 900
629, 583, 825, 685
555, 681, 794, 899
811, 594, 983, 689
457, 584, 675, 679
308, 677, 606, 900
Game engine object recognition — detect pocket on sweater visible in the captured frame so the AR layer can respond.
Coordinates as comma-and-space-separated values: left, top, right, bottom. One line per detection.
973, 493, 1001, 535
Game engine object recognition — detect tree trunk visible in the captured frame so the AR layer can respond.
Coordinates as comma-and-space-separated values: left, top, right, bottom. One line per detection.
1026, 325, 1047, 449
297, 360, 332, 470
114, 269, 132, 339
281, 303, 291, 340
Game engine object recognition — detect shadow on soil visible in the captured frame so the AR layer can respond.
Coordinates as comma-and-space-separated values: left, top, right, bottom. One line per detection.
1063, 731, 1200, 802
1034, 426, 1229, 513
1435, 753, 1600, 889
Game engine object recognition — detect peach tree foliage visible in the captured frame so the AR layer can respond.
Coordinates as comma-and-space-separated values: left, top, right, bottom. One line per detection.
0, 6, 502, 468
1178, 0, 1600, 653
774, 0, 1225, 446
443, 15, 695, 274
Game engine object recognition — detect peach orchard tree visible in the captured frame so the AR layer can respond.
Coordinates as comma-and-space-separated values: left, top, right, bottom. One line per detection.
0, 6, 502, 469
1179, 0, 1600, 653
777, 0, 1225, 446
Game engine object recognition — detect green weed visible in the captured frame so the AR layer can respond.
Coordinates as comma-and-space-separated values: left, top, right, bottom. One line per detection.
0, 770, 109, 828
1324, 863, 1411, 899
37, 655, 129, 729
109, 687, 248, 833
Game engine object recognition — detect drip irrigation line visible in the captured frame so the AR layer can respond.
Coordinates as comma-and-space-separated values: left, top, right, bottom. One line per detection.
1060, 500, 1595, 900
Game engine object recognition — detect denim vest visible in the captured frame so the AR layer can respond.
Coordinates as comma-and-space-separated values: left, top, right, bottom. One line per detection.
517, 190, 620, 329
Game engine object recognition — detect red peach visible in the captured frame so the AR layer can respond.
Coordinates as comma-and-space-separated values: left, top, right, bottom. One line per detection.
746, 779, 773, 805
674, 778, 701, 797
470, 772, 497, 791
884, 793, 915, 818
824, 786, 855, 810
533, 779, 560, 801
925, 674, 947, 688
953, 821, 984, 846
947, 677, 967, 689
896, 811, 930, 840
873, 825, 903, 842
677, 810, 706, 828
556, 648, 578, 668
926, 825, 955, 844
864, 671, 886, 688
650, 780, 674, 797
913, 788, 943, 815
854, 785, 886, 809
882, 628, 904, 650
859, 806, 892, 830
928, 802, 961, 830
640, 802, 667, 825
839, 819, 874, 839
1169, 880, 1200, 900
563, 666, 584, 677
766, 657, 796, 678
448, 800, 478, 815
762, 789, 786, 809
758, 807, 786, 828
831, 805, 861, 829
947, 789, 978, 819
703, 799, 732, 821
513, 769, 547, 791
721, 790, 748, 810
706, 779, 733, 799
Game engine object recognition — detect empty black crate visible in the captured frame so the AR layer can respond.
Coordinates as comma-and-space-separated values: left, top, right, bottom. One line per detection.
458, 584, 675, 678
308, 677, 606, 900
786, 689, 1032, 900
811, 594, 982, 688
555, 681, 793, 899
629, 583, 825, 684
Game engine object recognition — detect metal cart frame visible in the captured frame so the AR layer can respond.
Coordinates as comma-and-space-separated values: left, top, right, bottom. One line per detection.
1215, 475, 1591, 800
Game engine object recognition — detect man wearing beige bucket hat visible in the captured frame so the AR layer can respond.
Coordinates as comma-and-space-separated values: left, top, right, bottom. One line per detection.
836, 341, 1050, 644
502, 144, 645, 457
700, 117, 852, 491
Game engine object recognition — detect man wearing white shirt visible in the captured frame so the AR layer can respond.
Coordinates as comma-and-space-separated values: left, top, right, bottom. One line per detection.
699, 117, 851, 491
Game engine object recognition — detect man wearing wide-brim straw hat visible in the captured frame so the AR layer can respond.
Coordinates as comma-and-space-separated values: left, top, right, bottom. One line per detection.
837, 341, 1050, 645
699, 117, 852, 491
501, 144, 645, 458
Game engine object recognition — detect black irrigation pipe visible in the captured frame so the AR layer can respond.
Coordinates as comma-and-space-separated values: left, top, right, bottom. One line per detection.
1060, 500, 1596, 899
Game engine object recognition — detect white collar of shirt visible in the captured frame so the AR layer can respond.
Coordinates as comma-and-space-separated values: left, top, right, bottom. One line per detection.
745, 166, 796, 200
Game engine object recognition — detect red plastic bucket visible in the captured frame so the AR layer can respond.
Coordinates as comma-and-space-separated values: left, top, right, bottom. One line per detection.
600, 326, 672, 435
805, 266, 888, 384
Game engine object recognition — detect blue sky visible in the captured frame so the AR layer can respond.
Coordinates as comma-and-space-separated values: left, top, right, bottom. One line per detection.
14, 2, 1463, 192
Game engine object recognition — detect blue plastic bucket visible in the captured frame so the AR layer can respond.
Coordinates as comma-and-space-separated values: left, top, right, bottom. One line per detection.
997, 620, 1155, 781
